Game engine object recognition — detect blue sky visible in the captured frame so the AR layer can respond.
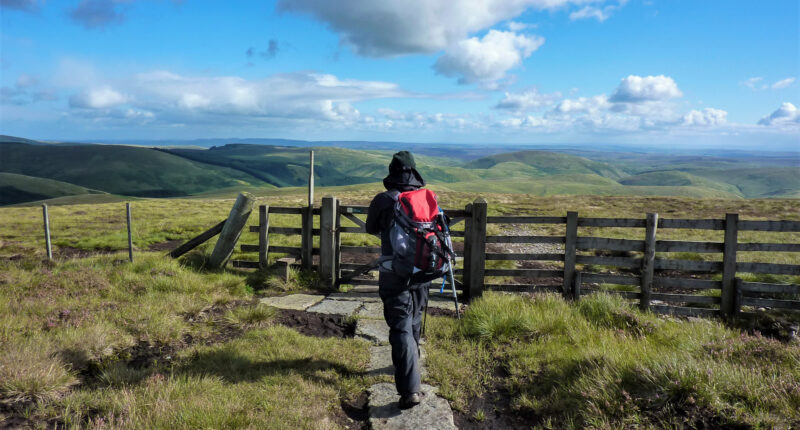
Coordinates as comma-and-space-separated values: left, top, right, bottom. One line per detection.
0, 0, 798, 149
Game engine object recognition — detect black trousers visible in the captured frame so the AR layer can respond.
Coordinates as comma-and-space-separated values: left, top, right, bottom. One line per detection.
378, 271, 430, 396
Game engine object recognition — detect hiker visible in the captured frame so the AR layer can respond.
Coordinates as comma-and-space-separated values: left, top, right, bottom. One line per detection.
365, 151, 429, 409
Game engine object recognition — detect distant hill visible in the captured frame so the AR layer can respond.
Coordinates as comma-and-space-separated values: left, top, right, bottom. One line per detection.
0, 135, 52, 145
618, 171, 743, 197
465, 151, 626, 179
161, 144, 390, 187
0, 143, 269, 198
1, 134, 797, 205
0, 172, 105, 205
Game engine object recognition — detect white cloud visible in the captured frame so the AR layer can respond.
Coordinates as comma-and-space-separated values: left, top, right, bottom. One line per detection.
376, 108, 476, 129
277, 0, 609, 57
554, 95, 610, 113
758, 102, 800, 126
569, 0, 626, 22
772, 77, 796, 89
740, 77, 764, 90
69, 86, 128, 108
682, 108, 727, 126
609, 75, 682, 103
507, 21, 534, 31
496, 88, 561, 112
569, 5, 610, 21
65, 70, 405, 126
434, 30, 544, 88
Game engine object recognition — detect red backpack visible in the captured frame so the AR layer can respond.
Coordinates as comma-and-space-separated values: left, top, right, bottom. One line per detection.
385, 189, 454, 282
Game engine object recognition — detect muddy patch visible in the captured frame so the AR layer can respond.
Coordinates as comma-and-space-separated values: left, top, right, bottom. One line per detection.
54, 246, 118, 259
453, 367, 534, 430
275, 309, 356, 338
148, 239, 184, 252
336, 391, 369, 430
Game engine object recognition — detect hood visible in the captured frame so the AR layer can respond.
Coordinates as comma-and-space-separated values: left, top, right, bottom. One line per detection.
382, 150, 425, 191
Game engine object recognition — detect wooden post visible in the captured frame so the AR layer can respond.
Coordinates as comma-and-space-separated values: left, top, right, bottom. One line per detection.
319, 196, 338, 289
334, 198, 341, 281
572, 271, 582, 300
563, 211, 578, 299
169, 220, 226, 258
209, 192, 255, 268
258, 205, 269, 269
42, 204, 52, 261
721, 213, 739, 318
733, 277, 743, 319
126, 203, 133, 263
463, 198, 487, 302
301, 206, 313, 270
308, 150, 314, 207
640, 212, 658, 310
462, 203, 473, 296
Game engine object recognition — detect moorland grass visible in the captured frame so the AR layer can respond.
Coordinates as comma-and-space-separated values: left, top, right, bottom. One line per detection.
425, 292, 800, 428
0, 252, 373, 428
36, 327, 370, 429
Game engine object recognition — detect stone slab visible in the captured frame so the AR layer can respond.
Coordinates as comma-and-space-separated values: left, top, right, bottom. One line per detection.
306, 298, 362, 316
327, 292, 381, 302
259, 294, 325, 311
367, 345, 427, 378
356, 301, 385, 319
356, 318, 390, 345
368, 345, 394, 377
368, 383, 456, 430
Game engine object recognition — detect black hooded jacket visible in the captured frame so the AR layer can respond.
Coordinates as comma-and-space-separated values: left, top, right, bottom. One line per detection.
366, 151, 425, 257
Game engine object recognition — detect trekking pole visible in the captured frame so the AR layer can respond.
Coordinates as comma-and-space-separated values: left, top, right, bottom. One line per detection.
439, 210, 461, 319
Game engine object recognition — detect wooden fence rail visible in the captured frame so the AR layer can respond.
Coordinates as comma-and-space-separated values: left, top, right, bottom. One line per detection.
236, 197, 800, 320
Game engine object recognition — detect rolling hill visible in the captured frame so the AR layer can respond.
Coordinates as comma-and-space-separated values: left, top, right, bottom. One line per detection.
0, 172, 105, 205
1, 135, 798, 205
465, 150, 627, 179
0, 143, 270, 198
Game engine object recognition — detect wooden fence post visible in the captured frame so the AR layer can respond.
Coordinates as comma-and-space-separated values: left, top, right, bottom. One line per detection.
301, 206, 313, 270
319, 196, 338, 289
640, 212, 658, 310
209, 192, 255, 268
733, 277, 743, 319
563, 211, 578, 299
126, 203, 133, 263
334, 199, 341, 281
721, 213, 739, 318
463, 198, 487, 302
308, 150, 314, 206
42, 204, 52, 261
259, 204, 269, 269
572, 271, 582, 300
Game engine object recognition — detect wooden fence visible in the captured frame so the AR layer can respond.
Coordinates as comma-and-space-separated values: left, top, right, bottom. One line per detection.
234, 197, 800, 320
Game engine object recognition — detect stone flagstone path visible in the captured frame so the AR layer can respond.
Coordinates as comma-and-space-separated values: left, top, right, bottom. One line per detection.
260, 286, 457, 430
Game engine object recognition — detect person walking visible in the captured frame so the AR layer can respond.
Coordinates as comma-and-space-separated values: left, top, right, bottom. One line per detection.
365, 151, 429, 409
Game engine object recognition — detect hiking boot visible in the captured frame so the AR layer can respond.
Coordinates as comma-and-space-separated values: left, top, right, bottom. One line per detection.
399, 392, 422, 409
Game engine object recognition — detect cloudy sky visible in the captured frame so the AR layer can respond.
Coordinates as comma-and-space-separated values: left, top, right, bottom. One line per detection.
0, 0, 798, 148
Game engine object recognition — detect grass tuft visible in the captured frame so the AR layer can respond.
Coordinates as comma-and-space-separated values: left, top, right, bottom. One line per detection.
427, 292, 800, 428
0, 339, 79, 403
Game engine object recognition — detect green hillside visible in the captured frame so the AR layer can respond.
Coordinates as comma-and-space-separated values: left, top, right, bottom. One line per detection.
680, 167, 800, 198
436, 174, 743, 198
465, 150, 627, 179
0, 172, 105, 205
0, 143, 269, 198
618, 171, 743, 197
1, 136, 797, 206
162, 145, 391, 187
